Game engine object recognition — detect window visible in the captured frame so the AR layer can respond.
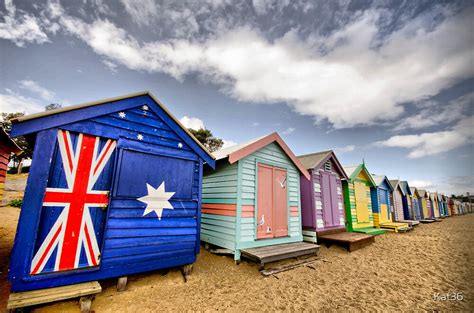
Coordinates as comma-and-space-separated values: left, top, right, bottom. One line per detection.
324, 161, 332, 172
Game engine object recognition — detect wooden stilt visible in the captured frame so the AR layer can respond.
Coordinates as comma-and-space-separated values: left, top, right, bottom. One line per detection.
181, 264, 193, 282
79, 296, 92, 313
116, 276, 128, 292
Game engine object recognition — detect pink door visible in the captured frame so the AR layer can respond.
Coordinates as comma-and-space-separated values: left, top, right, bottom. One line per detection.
256, 164, 288, 239
274, 167, 288, 237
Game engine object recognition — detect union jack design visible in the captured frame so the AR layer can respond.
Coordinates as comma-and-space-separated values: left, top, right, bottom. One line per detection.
30, 130, 116, 275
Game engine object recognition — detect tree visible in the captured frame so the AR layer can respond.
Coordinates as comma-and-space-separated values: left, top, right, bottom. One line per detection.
45, 103, 62, 111
188, 128, 223, 153
1, 112, 31, 158
1, 103, 62, 172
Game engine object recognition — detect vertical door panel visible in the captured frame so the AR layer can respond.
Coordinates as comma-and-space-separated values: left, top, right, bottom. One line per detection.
257, 164, 274, 239
354, 182, 369, 223
274, 168, 288, 237
320, 172, 333, 227
329, 175, 340, 226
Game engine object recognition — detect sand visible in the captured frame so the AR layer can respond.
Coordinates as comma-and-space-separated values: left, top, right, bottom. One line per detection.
0, 174, 472, 312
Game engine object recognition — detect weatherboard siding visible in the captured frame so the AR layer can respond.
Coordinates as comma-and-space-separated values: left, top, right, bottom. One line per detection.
200, 142, 304, 259
8, 98, 210, 292
63, 107, 202, 271
239, 142, 301, 241
201, 161, 239, 251
344, 179, 374, 231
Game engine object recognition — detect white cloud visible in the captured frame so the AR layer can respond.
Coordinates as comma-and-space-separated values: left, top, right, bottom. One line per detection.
38, 3, 474, 129
119, 0, 158, 27
335, 145, 355, 153
427, 176, 474, 196
222, 139, 237, 149
0, 89, 43, 114
393, 92, 473, 131
377, 116, 474, 158
410, 180, 434, 189
282, 127, 295, 135
179, 116, 205, 130
251, 122, 260, 127
0, 0, 49, 47
252, 0, 290, 15
102, 60, 118, 74
19, 80, 55, 101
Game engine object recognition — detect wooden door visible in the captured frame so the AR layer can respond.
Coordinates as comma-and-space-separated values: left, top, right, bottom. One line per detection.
379, 189, 390, 223
354, 182, 369, 223
256, 164, 288, 239
320, 172, 334, 227
30, 130, 115, 275
273, 168, 288, 237
321, 172, 339, 227
329, 175, 340, 226
257, 164, 274, 239
395, 190, 405, 221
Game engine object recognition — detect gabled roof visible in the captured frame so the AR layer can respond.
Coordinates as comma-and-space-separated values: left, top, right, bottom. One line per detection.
0, 128, 22, 154
297, 150, 348, 180
400, 181, 412, 196
410, 187, 420, 197
343, 163, 376, 186
10, 91, 215, 168
389, 179, 405, 195
371, 174, 394, 191
214, 132, 310, 180
418, 189, 427, 197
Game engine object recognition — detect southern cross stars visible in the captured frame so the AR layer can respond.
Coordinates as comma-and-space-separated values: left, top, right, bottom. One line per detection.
138, 182, 175, 220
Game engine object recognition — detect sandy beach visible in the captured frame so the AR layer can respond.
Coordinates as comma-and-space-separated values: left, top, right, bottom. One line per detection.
0, 176, 472, 312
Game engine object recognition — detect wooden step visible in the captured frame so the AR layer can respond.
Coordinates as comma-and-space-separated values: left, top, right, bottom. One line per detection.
241, 242, 320, 267
7, 281, 101, 310
317, 231, 374, 252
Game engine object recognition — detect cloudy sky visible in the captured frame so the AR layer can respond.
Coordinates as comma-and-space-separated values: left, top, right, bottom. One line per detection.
0, 0, 473, 195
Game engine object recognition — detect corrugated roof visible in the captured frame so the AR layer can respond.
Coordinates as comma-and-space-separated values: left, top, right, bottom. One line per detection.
296, 150, 332, 170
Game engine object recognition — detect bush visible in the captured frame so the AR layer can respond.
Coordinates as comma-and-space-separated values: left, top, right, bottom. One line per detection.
9, 199, 23, 208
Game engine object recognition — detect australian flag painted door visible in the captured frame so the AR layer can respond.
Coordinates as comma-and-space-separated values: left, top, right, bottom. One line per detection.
30, 130, 116, 275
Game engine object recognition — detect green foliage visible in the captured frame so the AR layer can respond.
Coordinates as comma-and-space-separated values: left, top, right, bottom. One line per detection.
8, 198, 23, 208
188, 128, 224, 153
1, 104, 62, 162
0, 112, 32, 160
45, 103, 62, 111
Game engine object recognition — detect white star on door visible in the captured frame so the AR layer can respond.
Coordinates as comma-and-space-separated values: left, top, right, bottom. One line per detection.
138, 182, 175, 220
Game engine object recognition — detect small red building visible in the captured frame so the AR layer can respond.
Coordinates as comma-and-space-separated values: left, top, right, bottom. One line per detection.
0, 128, 22, 203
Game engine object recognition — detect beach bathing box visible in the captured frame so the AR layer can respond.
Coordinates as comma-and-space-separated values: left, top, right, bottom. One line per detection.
342, 164, 385, 235
388, 180, 406, 222
370, 175, 409, 232
448, 197, 457, 215
409, 187, 422, 220
297, 151, 348, 240
8, 92, 215, 292
442, 195, 450, 216
417, 189, 433, 219
430, 192, 441, 218
0, 128, 22, 204
400, 181, 413, 219
201, 133, 315, 262
437, 193, 446, 217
